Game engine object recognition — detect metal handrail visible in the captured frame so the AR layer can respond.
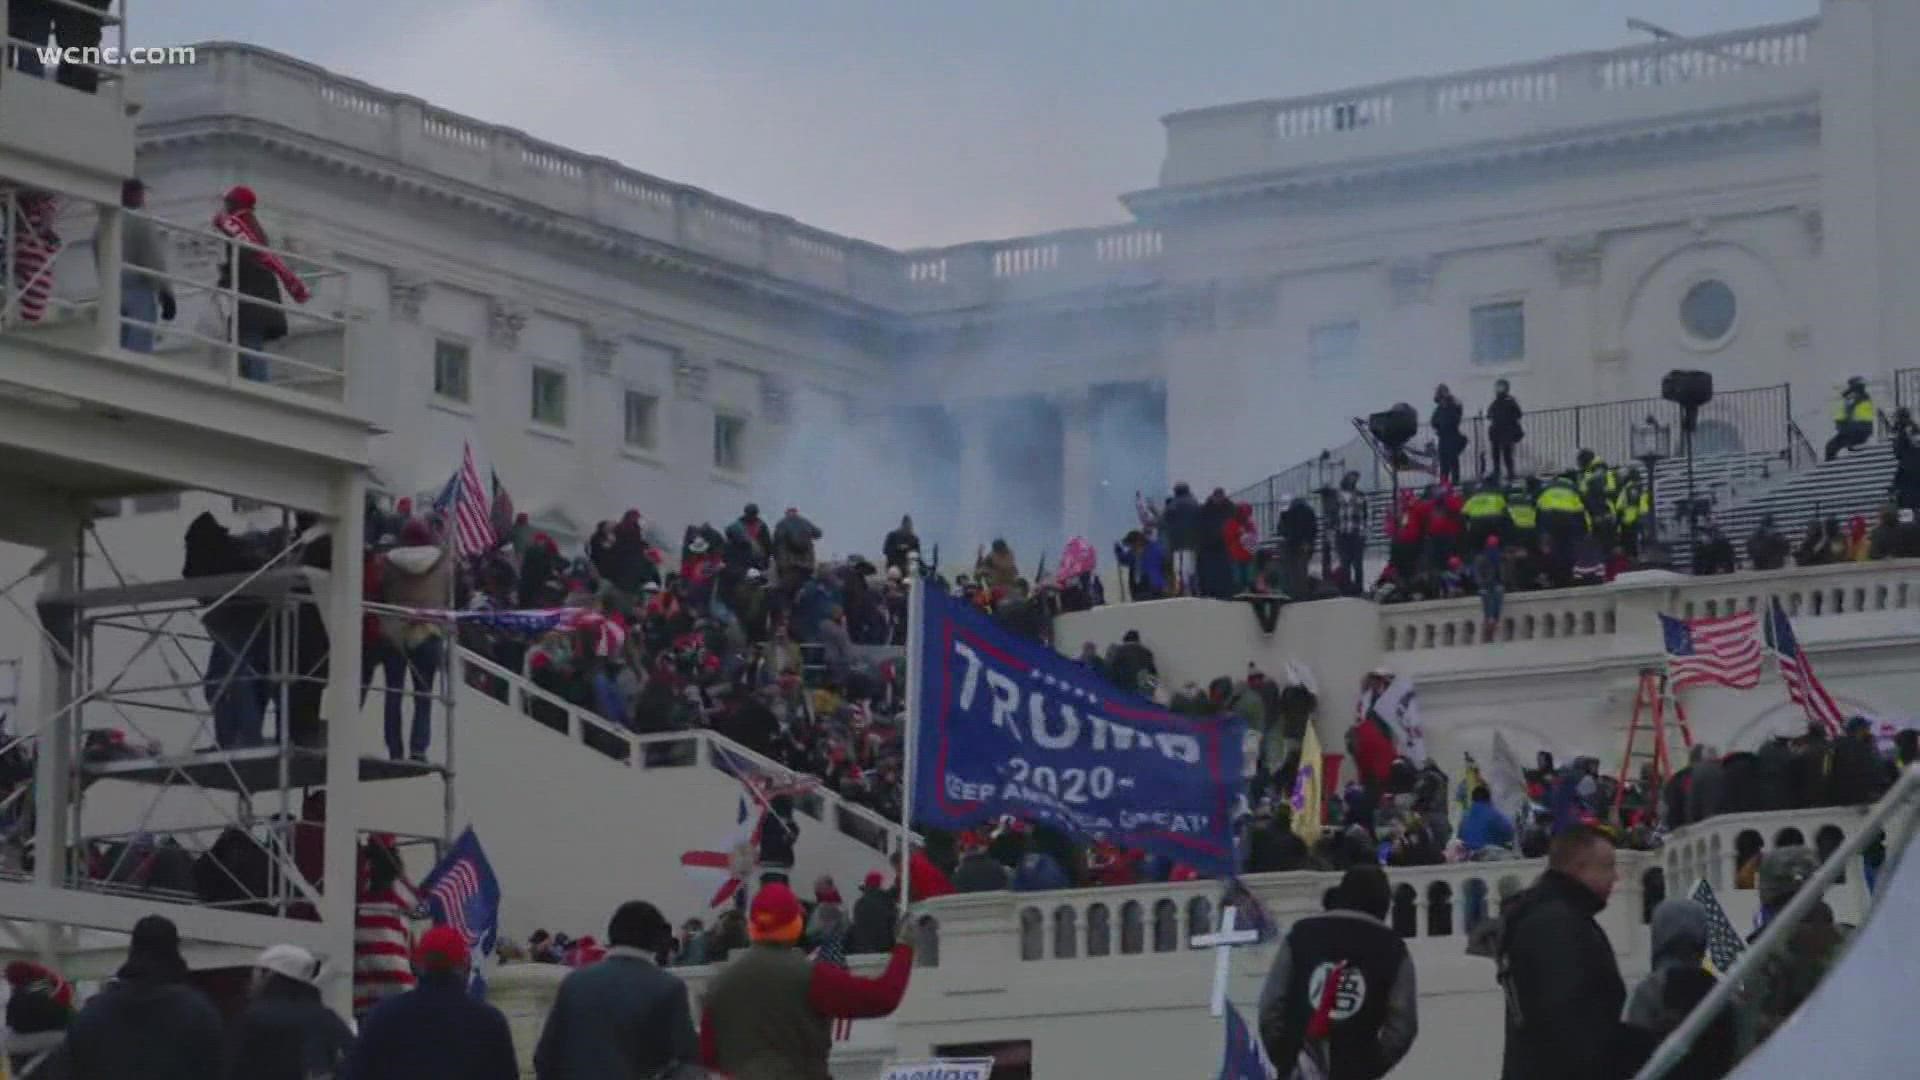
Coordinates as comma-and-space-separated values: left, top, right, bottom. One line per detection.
455, 646, 913, 856
1634, 765, 1920, 1079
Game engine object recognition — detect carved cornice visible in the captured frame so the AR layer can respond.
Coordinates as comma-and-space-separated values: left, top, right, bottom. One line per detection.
1388, 257, 1437, 306
759, 375, 792, 424
674, 357, 710, 400
1124, 103, 1820, 219
137, 119, 903, 323
488, 299, 528, 350
583, 326, 619, 374
1551, 234, 1604, 287
389, 273, 429, 323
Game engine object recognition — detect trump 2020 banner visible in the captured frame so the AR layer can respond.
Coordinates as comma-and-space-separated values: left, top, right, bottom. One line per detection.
910, 585, 1244, 877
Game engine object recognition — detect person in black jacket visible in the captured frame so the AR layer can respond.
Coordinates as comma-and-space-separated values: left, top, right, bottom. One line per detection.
1486, 380, 1524, 484
1827, 716, 1892, 805
1258, 865, 1417, 1080
1497, 825, 1625, 1080
66, 916, 223, 1080
1431, 384, 1467, 487
757, 794, 800, 884
534, 901, 698, 1080
345, 927, 518, 1080
848, 872, 899, 955
224, 944, 354, 1080
882, 515, 921, 575
1162, 482, 1202, 594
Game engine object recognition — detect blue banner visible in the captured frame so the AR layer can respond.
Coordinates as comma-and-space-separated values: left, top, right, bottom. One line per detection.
910, 585, 1244, 876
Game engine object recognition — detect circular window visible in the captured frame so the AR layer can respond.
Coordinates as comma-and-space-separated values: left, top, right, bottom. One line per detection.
1680, 279, 1737, 342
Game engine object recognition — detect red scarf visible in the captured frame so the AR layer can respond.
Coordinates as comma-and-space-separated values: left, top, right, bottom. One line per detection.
212, 208, 312, 303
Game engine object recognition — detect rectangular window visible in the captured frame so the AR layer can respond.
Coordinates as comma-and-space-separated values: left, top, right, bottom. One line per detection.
713, 413, 746, 472
1308, 320, 1359, 372
433, 340, 471, 403
1471, 301, 1526, 366
531, 366, 568, 427
131, 492, 182, 514
624, 391, 659, 450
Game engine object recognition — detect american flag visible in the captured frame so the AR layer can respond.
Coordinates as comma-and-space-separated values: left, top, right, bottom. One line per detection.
418, 828, 501, 998
1765, 599, 1845, 736
1660, 611, 1763, 690
1689, 878, 1747, 975
1220, 1000, 1278, 1079
434, 443, 496, 558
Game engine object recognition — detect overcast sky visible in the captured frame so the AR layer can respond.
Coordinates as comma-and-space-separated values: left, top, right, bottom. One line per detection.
139, 0, 1817, 249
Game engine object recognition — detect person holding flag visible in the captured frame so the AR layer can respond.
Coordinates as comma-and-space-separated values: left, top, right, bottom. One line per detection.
1617, 898, 1736, 1078
416, 827, 503, 1001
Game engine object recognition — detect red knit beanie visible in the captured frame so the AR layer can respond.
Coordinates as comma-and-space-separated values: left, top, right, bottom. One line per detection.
749, 883, 805, 944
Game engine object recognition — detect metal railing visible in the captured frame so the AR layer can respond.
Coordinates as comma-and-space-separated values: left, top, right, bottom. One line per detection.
1234, 384, 1795, 532
1896, 366, 1919, 414
455, 647, 911, 859
3, 187, 353, 402
1, 0, 127, 100
1635, 765, 1919, 1079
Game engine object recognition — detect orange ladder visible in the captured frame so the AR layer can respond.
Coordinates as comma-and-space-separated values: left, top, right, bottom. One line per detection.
1614, 667, 1695, 827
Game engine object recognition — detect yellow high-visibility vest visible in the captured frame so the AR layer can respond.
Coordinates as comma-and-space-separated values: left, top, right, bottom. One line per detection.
1835, 396, 1874, 424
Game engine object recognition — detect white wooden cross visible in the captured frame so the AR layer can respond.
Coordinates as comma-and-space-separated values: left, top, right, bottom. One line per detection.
1191, 905, 1262, 1017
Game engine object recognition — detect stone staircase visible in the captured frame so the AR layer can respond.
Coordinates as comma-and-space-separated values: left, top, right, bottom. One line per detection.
1690, 442, 1899, 565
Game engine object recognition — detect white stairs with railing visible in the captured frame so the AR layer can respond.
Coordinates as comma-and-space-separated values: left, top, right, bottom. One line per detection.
355, 648, 902, 935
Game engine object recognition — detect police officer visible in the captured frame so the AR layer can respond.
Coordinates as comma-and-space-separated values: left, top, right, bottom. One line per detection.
1535, 474, 1587, 578
1506, 479, 1539, 552
1613, 467, 1651, 557
1460, 481, 1507, 554
1575, 450, 1619, 549
1740, 846, 1849, 1057
1824, 376, 1875, 461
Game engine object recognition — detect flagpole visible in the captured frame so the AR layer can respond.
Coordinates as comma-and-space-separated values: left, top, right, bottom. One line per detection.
899, 564, 924, 912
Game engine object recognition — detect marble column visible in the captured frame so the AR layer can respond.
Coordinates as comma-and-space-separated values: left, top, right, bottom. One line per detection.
1057, 388, 1094, 543
952, 402, 995, 561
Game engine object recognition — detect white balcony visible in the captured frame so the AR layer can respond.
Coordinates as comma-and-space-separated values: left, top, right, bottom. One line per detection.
1149, 17, 1819, 195
0, 184, 374, 517
0, 0, 135, 201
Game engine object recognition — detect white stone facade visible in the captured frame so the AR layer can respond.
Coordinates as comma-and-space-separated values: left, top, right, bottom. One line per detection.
109, 2, 1919, 567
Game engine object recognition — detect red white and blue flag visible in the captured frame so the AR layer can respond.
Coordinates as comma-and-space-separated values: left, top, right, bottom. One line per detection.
1660, 610, 1763, 690
417, 827, 501, 998
1765, 599, 1845, 736
432, 443, 496, 558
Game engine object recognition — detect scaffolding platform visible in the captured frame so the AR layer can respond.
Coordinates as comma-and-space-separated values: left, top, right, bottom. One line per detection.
82, 747, 441, 792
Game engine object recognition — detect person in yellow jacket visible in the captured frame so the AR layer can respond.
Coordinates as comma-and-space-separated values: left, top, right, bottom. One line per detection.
1614, 467, 1651, 556
1461, 482, 1508, 552
1536, 476, 1588, 579
1825, 376, 1875, 461
1506, 481, 1539, 552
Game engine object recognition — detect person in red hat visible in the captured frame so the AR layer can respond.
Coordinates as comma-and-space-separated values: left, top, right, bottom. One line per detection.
701, 881, 916, 1079
211, 184, 312, 382
343, 926, 519, 1080
848, 870, 898, 954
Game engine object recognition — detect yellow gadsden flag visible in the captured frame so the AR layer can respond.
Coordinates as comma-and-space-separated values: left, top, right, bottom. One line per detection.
1289, 721, 1324, 845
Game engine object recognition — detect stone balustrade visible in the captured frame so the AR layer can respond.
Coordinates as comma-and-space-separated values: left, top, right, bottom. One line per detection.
137, 48, 1165, 313
1378, 558, 1920, 661
1157, 17, 1818, 189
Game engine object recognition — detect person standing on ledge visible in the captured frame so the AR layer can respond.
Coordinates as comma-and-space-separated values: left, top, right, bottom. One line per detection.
701, 882, 917, 1080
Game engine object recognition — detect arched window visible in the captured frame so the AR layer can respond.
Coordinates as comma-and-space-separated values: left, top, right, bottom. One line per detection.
1187, 897, 1215, 947
1086, 904, 1112, 957
1816, 825, 1846, 883
1152, 899, 1179, 953
1391, 884, 1418, 939
1120, 901, 1145, 955
1774, 826, 1805, 849
1735, 830, 1765, 888
1052, 906, 1078, 960
915, 916, 940, 967
1426, 882, 1454, 937
1019, 907, 1044, 961
1462, 878, 1490, 934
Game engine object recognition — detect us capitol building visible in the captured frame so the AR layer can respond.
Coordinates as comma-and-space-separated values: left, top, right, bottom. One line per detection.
1, 1, 1917, 1077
